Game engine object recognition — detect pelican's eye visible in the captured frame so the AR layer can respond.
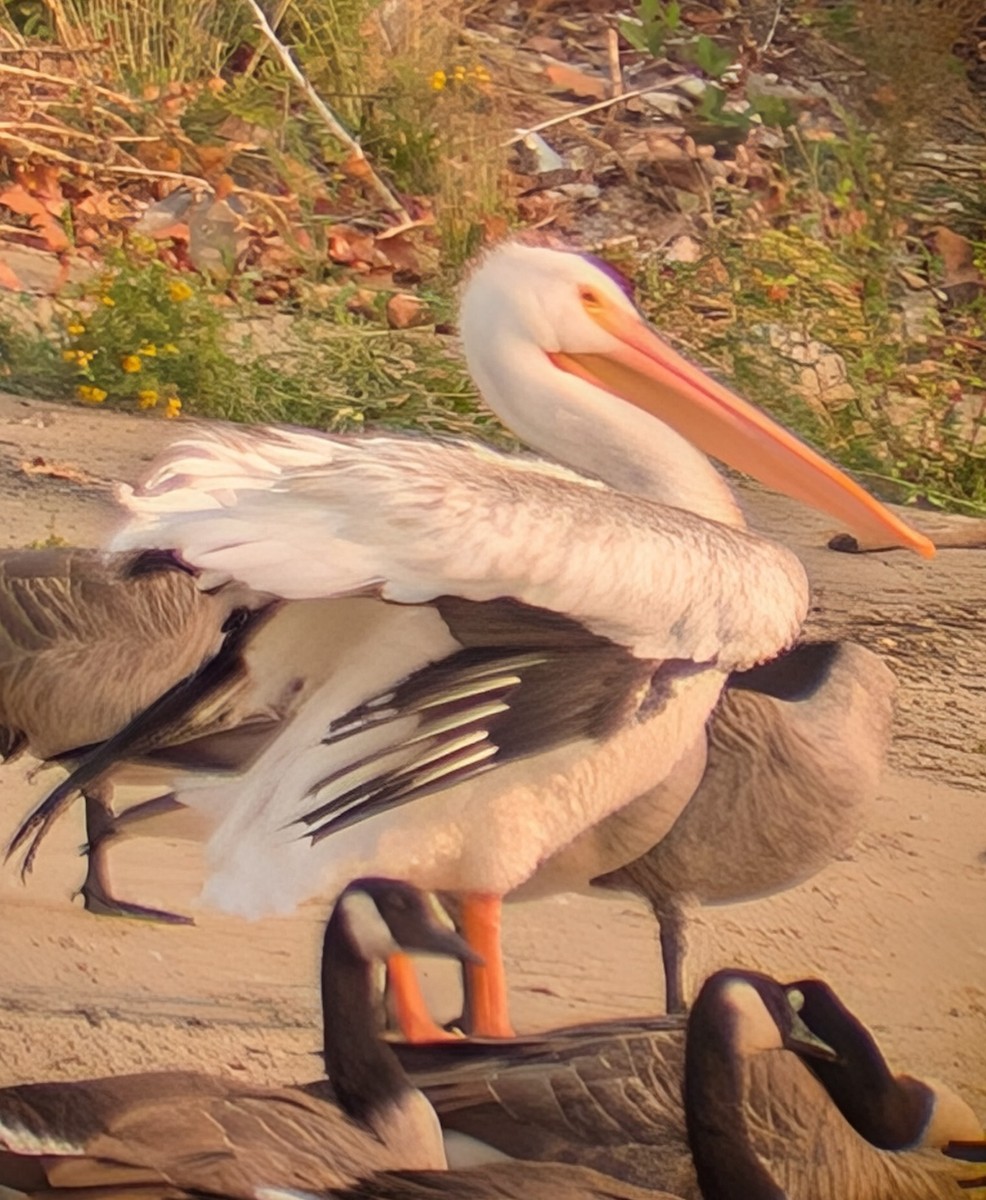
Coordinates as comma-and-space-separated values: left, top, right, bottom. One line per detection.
579, 287, 603, 313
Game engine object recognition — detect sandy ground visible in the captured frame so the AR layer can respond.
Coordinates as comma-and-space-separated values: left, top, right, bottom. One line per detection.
0, 391, 984, 1124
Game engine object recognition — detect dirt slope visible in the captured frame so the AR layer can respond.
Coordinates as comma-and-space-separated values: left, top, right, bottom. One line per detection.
0, 391, 983, 1126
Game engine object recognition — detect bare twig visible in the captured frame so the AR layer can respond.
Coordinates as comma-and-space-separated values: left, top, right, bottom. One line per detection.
241, 0, 410, 222
606, 27, 623, 99
760, 0, 783, 52
504, 75, 689, 146
0, 61, 137, 104
0, 132, 85, 163
0, 120, 102, 143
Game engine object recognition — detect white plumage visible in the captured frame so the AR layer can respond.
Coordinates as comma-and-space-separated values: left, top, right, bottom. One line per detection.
18, 241, 932, 1037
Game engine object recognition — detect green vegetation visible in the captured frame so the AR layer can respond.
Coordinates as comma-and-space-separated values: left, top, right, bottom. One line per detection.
1, 248, 489, 436
0, 0, 982, 514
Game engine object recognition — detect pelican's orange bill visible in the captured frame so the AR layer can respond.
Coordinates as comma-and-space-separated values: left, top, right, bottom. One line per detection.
551, 298, 935, 559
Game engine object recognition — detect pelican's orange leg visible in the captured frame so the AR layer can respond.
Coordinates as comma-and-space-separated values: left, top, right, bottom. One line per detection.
386, 952, 457, 1043
460, 892, 515, 1038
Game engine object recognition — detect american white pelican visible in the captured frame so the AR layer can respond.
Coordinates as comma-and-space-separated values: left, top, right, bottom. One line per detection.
10, 242, 933, 1041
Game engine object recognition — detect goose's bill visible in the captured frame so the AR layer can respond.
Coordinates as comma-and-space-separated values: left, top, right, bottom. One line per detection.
417, 893, 485, 965
416, 924, 485, 965
784, 1011, 840, 1062
549, 306, 935, 559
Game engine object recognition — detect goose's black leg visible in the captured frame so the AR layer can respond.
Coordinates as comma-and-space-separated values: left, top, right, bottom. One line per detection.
78, 789, 193, 925
657, 900, 688, 1015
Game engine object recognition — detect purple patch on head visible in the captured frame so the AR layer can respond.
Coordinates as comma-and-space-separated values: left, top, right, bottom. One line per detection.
578, 252, 637, 302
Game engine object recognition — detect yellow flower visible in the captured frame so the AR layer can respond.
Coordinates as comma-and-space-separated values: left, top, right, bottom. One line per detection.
67, 321, 85, 336
62, 349, 78, 362
429, 69, 447, 91
137, 389, 159, 409
76, 384, 107, 404
139, 343, 158, 356
472, 64, 492, 84
167, 280, 194, 303
164, 397, 182, 419
100, 295, 116, 307
452, 64, 466, 83
121, 355, 142, 373
77, 350, 94, 368
162, 343, 179, 355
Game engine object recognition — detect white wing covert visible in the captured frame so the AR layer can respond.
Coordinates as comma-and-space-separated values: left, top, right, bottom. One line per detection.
112, 424, 809, 670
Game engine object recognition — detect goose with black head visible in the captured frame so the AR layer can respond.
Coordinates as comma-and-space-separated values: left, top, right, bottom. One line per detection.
0, 879, 477, 1197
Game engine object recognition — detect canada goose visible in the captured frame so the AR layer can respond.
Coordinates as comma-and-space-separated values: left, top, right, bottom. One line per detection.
588, 638, 897, 1012
393, 970, 982, 1198
786, 977, 985, 1149
0, 546, 260, 922
0, 878, 478, 1195
11, 242, 931, 1042
683, 970, 983, 1200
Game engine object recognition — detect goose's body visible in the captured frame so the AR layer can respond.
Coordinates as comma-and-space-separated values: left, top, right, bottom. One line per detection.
0, 880, 477, 1196
0, 547, 255, 920
584, 638, 896, 1010
11, 243, 932, 1039
394, 972, 982, 1200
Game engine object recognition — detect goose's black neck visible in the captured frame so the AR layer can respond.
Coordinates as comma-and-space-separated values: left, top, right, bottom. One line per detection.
728, 640, 840, 702
795, 981, 927, 1149
684, 985, 786, 1200
320, 908, 409, 1130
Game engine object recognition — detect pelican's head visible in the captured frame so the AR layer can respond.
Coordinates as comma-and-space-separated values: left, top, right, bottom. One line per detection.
460, 241, 934, 558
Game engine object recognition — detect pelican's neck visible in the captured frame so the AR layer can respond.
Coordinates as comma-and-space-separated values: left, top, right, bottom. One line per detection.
471, 339, 745, 527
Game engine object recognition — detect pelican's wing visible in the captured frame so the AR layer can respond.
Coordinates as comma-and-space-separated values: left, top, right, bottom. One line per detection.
111, 424, 808, 669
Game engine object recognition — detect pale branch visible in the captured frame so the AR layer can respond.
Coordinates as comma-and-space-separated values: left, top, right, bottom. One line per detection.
242, 0, 410, 223
504, 75, 689, 146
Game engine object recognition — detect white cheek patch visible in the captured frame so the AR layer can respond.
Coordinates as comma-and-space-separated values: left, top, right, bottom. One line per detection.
338, 889, 400, 961
921, 1078, 985, 1147
721, 980, 784, 1057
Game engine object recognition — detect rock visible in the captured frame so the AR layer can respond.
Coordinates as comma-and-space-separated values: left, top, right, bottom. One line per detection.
515, 132, 567, 176
750, 324, 856, 414
948, 392, 985, 449
638, 90, 689, 119
664, 235, 703, 264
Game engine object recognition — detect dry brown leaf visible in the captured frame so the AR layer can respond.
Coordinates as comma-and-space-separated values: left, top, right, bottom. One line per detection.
19, 457, 103, 487
932, 226, 986, 292
15, 164, 65, 217
339, 152, 375, 182
374, 230, 435, 280
0, 183, 70, 252
523, 35, 565, 55
544, 63, 608, 100
136, 140, 183, 173
0, 257, 22, 290
194, 145, 233, 179
386, 292, 428, 329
